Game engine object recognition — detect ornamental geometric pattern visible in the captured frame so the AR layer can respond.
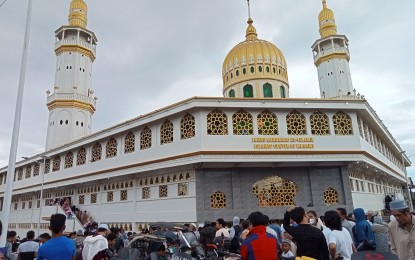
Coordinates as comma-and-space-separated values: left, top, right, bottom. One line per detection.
77, 147, 87, 166
257, 110, 278, 135
310, 111, 330, 135
121, 190, 128, 201
333, 112, 353, 135
64, 152, 73, 169
207, 109, 228, 135
140, 127, 152, 150
180, 113, 196, 140
106, 137, 118, 158
252, 176, 298, 207
160, 120, 174, 145
324, 187, 339, 205
142, 187, 150, 199
33, 164, 40, 177
25, 165, 31, 179
17, 168, 23, 181
357, 116, 363, 138
124, 132, 135, 154
232, 109, 253, 135
178, 183, 188, 196
210, 191, 226, 209
107, 191, 113, 202
91, 193, 97, 203
44, 159, 51, 173
286, 110, 307, 135
91, 143, 102, 162
159, 185, 168, 198
363, 123, 369, 142
52, 156, 61, 172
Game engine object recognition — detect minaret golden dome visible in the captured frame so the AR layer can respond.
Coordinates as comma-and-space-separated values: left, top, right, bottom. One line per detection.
68, 0, 88, 28
318, 0, 337, 38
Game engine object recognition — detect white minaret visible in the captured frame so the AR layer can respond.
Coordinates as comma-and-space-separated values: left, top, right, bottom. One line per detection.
45, 0, 98, 150
311, 0, 353, 99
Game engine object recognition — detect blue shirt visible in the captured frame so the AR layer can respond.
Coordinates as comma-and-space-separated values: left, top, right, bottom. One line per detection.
37, 236, 76, 260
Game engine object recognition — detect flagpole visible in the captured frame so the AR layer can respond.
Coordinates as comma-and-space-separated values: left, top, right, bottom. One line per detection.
0, 0, 33, 247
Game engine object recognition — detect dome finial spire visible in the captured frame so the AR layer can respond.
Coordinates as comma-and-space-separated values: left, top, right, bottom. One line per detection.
322, 0, 328, 9
245, 0, 258, 41
68, 0, 88, 28
318, 0, 337, 37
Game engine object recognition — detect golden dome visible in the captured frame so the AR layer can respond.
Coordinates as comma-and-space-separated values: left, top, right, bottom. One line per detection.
68, 0, 88, 28
222, 18, 288, 92
318, 0, 337, 38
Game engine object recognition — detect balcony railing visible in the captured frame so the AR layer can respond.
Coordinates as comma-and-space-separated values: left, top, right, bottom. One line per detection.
314, 47, 349, 63
55, 39, 96, 56
47, 93, 96, 108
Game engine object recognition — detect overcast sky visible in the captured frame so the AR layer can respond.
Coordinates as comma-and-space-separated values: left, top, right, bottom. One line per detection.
0, 0, 414, 179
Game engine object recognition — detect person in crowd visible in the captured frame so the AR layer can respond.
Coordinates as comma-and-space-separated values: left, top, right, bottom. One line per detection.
283, 206, 329, 260
229, 216, 243, 253
6, 231, 17, 260
215, 218, 230, 238
74, 230, 85, 250
0, 252, 5, 260
388, 199, 415, 259
366, 209, 376, 225
146, 244, 167, 260
346, 213, 355, 222
37, 233, 51, 245
384, 195, 392, 212
263, 215, 278, 240
240, 211, 278, 260
199, 221, 215, 251
337, 208, 355, 244
307, 210, 324, 231
324, 210, 355, 260
37, 213, 76, 260
239, 219, 250, 241
370, 215, 389, 253
105, 233, 117, 258
110, 228, 124, 253
82, 223, 110, 260
280, 239, 295, 259
352, 208, 376, 251
189, 223, 200, 240
17, 230, 39, 260
269, 219, 283, 245
62, 198, 73, 218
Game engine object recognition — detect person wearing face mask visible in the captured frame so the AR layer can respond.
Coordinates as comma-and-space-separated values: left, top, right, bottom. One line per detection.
307, 211, 324, 231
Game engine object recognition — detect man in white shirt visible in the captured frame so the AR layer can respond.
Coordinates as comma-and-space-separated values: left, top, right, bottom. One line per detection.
17, 230, 39, 260
215, 218, 230, 238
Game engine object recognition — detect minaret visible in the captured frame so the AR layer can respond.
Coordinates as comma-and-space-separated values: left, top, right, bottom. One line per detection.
45, 0, 98, 150
311, 0, 353, 99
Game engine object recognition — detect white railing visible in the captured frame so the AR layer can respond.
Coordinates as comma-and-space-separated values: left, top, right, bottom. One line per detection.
55, 39, 96, 56
47, 93, 96, 107
314, 47, 349, 62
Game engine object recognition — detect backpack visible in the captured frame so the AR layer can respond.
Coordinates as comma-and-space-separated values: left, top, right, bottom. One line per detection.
229, 225, 243, 253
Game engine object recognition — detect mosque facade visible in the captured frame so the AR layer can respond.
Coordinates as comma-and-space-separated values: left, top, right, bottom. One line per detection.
0, 0, 411, 234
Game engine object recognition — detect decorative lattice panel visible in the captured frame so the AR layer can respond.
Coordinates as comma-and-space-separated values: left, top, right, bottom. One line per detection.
333, 112, 353, 135
77, 148, 87, 166
324, 187, 339, 205
140, 127, 152, 150
357, 116, 363, 138
180, 113, 196, 140
25, 165, 32, 179
44, 159, 51, 173
207, 109, 228, 135
79, 195, 84, 205
257, 110, 278, 135
232, 110, 253, 135
178, 183, 188, 196
52, 156, 61, 172
286, 110, 307, 135
17, 168, 23, 180
252, 176, 298, 207
310, 111, 330, 135
107, 191, 113, 202
91, 143, 102, 162
124, 132, 135, 154
142, 187, 150, 199
210, 191, 226, 209
160, 120, 174, 145
121, 190, 128, 201
33, 164, 40, 177
159, 185, 168, 198
64, 152, 73, 169
106, 138, 118, 158
91, 194, 97, 203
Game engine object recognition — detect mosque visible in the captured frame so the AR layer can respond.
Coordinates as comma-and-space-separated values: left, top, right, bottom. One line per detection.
0, 0, 411, 234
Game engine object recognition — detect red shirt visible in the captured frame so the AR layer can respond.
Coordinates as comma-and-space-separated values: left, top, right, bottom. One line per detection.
240, 225, 278, 260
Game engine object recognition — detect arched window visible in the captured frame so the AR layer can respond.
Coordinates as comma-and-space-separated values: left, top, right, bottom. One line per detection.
257, 110, 278, 135
286, 110, 307, 135
52, 156, 61, 172
160, 120, 174, 144
232, 110, 253, 135
310, 111, 330, 135
140, 127, 152, 150
91, 142, 102, 162
280, 86, 286, 98
333, 112, 353, 135
263, 83, 273, 98
124, 132, 135, 154
210, 191, 226, 209
76, 147, 86, 165
243, 84, 253, 98
64, 152, 73, 169
207, 109, 228, 135
180, 113, 195, 140
252, 176, 298, 207
324, 187, 339, 205
228, 89, 235, 97
106, 137, 118, 158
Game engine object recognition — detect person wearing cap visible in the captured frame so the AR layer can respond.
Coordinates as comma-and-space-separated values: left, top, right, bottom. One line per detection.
280, 239, 295, 259
82, 224, 110, 260
74, 230, 85, 250
388, 199, 415, 260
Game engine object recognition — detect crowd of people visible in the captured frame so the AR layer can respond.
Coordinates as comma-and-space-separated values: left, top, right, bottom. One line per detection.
1, 198, 414, 260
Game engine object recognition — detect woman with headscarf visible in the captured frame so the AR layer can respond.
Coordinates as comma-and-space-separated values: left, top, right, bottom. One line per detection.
307, 210, 324, 231
370, 215, 389, 253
